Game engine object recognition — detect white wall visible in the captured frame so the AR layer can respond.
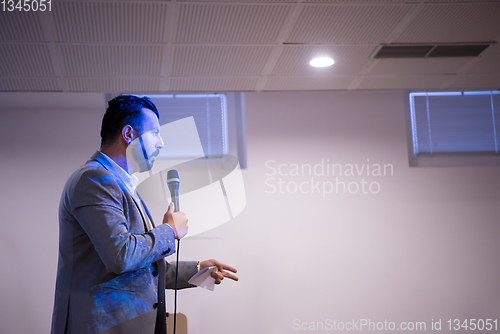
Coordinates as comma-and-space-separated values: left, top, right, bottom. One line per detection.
1, 91, 499, 334
0, 93, 105, 334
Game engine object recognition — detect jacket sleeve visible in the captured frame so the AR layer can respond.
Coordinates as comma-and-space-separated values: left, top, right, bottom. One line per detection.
165, 260, 199, 290
69, 167, 176, 274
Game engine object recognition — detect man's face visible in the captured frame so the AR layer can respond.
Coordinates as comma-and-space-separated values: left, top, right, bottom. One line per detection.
127, 108, 164, 173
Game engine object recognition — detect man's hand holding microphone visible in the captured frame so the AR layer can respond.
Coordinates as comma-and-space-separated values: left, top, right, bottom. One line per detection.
163, 202, 188, 239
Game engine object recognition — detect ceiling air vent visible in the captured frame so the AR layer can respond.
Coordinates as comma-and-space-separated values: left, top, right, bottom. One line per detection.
374, 43, 493, 59
428, 44, 490, 57
375, 45, 433, 58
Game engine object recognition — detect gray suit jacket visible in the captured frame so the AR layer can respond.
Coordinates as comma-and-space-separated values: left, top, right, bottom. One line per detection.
51, 151, 197, 334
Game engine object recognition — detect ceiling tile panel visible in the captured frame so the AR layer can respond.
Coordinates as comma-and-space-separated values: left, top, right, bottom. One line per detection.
357, 75, 451, 89
172, 45, 273, 76
0, 11, 45, 42
264, 76, 354, 90
0, 44, 54, 76
0, 78, 59, 91
170, 77, 259, 91
66, 78, 160, 92
465, 45, 500, 75
59, 45, 163, 76
52, 2, 168, 43
176, 4, 292, 43
272, 45, 374, 75
449, 75, 500, 89
369, 58, 472, 75
1, 0, 498, 93
305, 0, 418, 2
287, 4, 414, 44
396, 3, 500, 43
426, 0, 498, 2
178, 0, 293, 3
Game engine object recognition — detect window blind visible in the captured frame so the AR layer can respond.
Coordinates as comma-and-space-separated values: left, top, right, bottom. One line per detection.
147, 94, 228, 158
409, 91, 500, 157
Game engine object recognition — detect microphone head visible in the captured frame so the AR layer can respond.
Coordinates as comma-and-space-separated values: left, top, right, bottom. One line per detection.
167, 169, 180, 184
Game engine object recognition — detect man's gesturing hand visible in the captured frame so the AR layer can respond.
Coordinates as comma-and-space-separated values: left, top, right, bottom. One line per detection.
162, 202, 188, 239
200, 259, 239, 284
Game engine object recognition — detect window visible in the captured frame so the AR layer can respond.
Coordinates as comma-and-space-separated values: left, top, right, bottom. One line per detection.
149, 94, 229, 158
407, 90, 500, 167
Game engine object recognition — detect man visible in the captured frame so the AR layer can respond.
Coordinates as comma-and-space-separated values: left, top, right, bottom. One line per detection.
51, 95, 238, 334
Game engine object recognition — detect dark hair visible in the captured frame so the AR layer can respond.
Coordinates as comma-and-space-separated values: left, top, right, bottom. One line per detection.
100, 95, 159, 148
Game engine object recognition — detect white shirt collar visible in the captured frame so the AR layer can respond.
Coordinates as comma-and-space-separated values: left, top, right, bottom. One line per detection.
99, 152, 139, 195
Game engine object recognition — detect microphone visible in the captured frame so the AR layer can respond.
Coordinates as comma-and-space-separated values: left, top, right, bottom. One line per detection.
166, 169, 181, 334
167, 170, 180, 212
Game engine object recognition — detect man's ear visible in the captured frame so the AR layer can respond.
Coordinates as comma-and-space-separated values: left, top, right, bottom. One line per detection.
122, 125, 134, 144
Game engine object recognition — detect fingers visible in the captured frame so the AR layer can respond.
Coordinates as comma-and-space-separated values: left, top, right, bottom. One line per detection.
210, 271, 223, 284
172, 211, 188, 239
221, 263, 237, 274
211, 260, 237, 273
200, 259, 239, 284
223, 272, 239, 281
210, 269, 240, 284
215, 263, 238, 280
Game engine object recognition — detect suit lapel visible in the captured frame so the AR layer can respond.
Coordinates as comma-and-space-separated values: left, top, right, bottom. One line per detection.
91, 151, 151, 232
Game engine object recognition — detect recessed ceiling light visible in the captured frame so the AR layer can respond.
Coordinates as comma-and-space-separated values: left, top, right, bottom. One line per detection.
309, 57, 334, 67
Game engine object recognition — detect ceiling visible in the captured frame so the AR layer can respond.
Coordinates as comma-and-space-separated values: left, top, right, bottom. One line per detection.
1, 0, 499, 93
